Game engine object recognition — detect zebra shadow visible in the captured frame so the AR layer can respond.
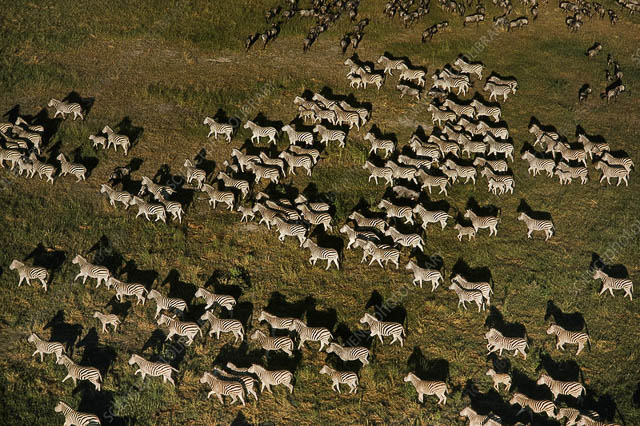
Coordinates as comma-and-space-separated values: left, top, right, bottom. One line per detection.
213, 342, 264, 370
30, 108, 61, 147
76, 327, 118, 380
451, 258, 493, 285
161, 269, 197, 310
590, 253, 629, 279
62, 91, 95, 118
462, 379, 517, 424
517, 199, 553, 224
105, 296, 132, 323
192, 148, 216, 179
511, 368, 553, 400
119, 259, 158, 291
251, 113, 284, 133
77, 387, 132, 426
147, 337, 188, 372
484, 306, 527, 340
418, 194, 451, 214
141, 329, 166, 354
152, 164, 185, 190
113, 116, 144, 147
24, 243, 66, 286
407, 346, 449, 382
231, 412, 255, 426
535, 350, 582, 382
329, 322, 372, 371
309, 228, 344, 257
305, 297, 337, 332
88, 235, 123, 275
454, 211, 474, 229
545, 300, 586, 332
578, 389, 621, 423
263, 292, 310, 335
202, 270, 252, 331
528, 116, 565, 141
44, 310, 83, 356
365, 291, 407, 327
488, 353, 512, 374
301, 183, 336, 212
408, 252, 444, 274
633, 382, 640, 409
69, 146, 99, 178
575, 125, 607, 143
465, 197, 500, 217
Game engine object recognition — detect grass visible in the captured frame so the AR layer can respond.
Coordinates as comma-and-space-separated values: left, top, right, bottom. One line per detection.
1, 0, 639, 425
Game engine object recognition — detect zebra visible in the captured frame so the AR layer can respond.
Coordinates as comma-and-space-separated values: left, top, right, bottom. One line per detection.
459, 406, 503, 426
56, 154, 86, 182
89, 134, 107, 149
385, 160, 418, 184
250, 329, 294, 356
480, 168, 515, 193
294, 194, 330, 212
339, 224, 380, 250
396, 83, 421, 100
48, 98, 83, 120
444, 159, 476, 184
266, 199, 300, 221
601, 83, 625, 104
409, 138, 441, 159
194, 288, 236, 310
487, 75, 518, 93
488, 177, 512, 195
102, 126, 130, 155
473, 156, 507, 173
279, 151, 313, 176
325, 343, 369, 366
454, 224, 476, 241
404, 372, 448, 405
54, 401, 100, 426
464, 209, 499, 236
294, 95, 317, 111
9, 260, 48, 291
204, 117, 233, 141
594, 161, 630, 186
288, 319, 333, 351
230, 148, 259, 172
528, 123, 560, 144
139, 176, 175, 201
257, 310, 296, 330
427, 104, 457, 126
243, 120, 277, 145
521, 151, 555, 177
397, 63, 426, 86
555, 142, 587, 166
537, 374, 585, 400
312, 93, 337, 109
451, 274, 492, 306
200, 311, 244, 343
14, 116, 43, 133
486, 369, 511, 392
338, 100, 368, 127
201, 184, 235, 210
281, 124, 313, 145
245, 161, 280, 184
444, 98, 476, 119
575, 414, 619, 426
454, 57, 484, 79
157, 314, 202, 346
377, 55, 406, 75
214, 366, 258, 401
313, 124, 345, 148
298, 204, 332, 231
481, 125, 510, 141
28, 333, 65, 362
273, 216, 308, 246
217, 171, 249, 199
72, 255, 110, 288
378, 199, 414, 225
362, 161, 393, 185
517, 212, 554, 240
130, 196, 166, 223
348, 74, 363, 89
391, 185, 420, 201
578, 134, 609, 159
363, 241, 400, 269
385, 226, 424, 251
147, 289, 188, 318
92, 312, 120, 333
247, 364, 294, 393
105, 277, 147, 305
359, 312, 404, 346
364, 132, 394, 157
555, 169, 573, 185
252, 202, 284, 230
329, 104, 361, 130
28, 153, 56, 183
356, 68, 385, 90
448, 282, 485, 311
471, 99, 501, 122
429, 135, 460, 157
128, 353, 177, 386
0, 147, 24, 170
319, 365, 358, 393
237, 205, 255, 222
397, 155, 435, 170
200, 372, 245, 405
257, 152, 285, 177
12, 127, 42, 154
546, 324, 590, 356
184, 159, 206, 188
485, 328, 528, 359
484, 81, 512, 102
593, 269, 633, 300
509, 393, 556, 418
416, 170, 449, 196
302, 238, 340, 270
288, 145, 320, 163
348, 211, 386, 231
557, 162, 588, 184
100, 184, 132, 209
310, 104, 337, 125
600, 152, 634, 172
458, 135, 487, 159
57, 354, 102, 391
405, 260, 442, 290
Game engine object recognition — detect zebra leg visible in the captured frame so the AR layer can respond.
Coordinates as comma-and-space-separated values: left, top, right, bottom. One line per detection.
216, 394, 224, 405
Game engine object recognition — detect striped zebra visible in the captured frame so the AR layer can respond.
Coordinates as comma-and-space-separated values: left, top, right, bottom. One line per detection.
257, 310, 296, 330
325, 343, 369, 365
404, 372, 448, 405
281, 124, 313, 146
377, 55, 406, 75
396, 83, 420, 100
184, 159, 206, 188
157, 314, 202, 345
89, 134, 107, 149
348, 211, 386, 232
364, 132, 394, 157
509, 393, 556, 418
416, 170, 449, 196
0, 121, 12, 134
385, 226, 424, 251
194, 287, 236, 310
486, 369, 511, 392
537, 374, 585, 399
319, 365, 358, 393
458, 134, 487, 158
557, 162, 588, 184
243, 120, 277, 145
302, 238, 340, 270
339, 224, 380, 250
288, 145, 320, 163
409, 138, 442, 159
14, 116, 44, 133
279, 151, 313, 176
57, 354, 102, 390
72, 255, 110, 288
273, 216, 308, 246
452, 274, 492, 306
200, 372, 245, 405
237, 205, 255, 222
214, 366, 258, 401
555, 142, 587, 166
397, 155, 435, 170
601, 152, 634, 172
443, 99, 475, 119
448, 282, 485, 311
313, 124, 345, 148
312, 93, 337, 109
28, 153, 56, 183
129, 353, 177, 386
338, 101, 368, 127
0, 148, 24, 170
105, 277, 147, 305
265, 200, 300, 221
362, 241, 400, 269
546, 324, 590, 355
454, 57, 484, 79
158, 195, 184, 223
217, 171, 249, 199
356, 69, 384, 90
230, 148, 259, 172
385, 160, 418, 184
429, 135, 459, 157
56, 154, 86, 182
479, 168, 515, 193
464, 209, 499, 236
48, 98, 83, 120
288, 319, 333, 351
405, 260, 442, 290
329, 104, 361, 130
28, 333, 65, 362
578, 134, 609, 159
485, 328, 528, 359
250, 329, 294, 356
593, 269, 633, 300
362, 161, 393, 185
471, 99, 501, 122
454, 224, 476, 241
100, 184, 132, 209
521, 151, 555, 177
9, 260, 48, 291
294, 96, 317, 111
555, 169, 573, 185
147, 289, 188, 318
576, 415, 620, 426
391, 185, 420, 201
12, 127, 42, 154
412, 206, 450, 230
310, 104, 337, 125
92, 312, 120, 333
140, 176, 175, 201
204, 117, 233, 142
487, 75, 518, 93
252, 202, 284, 230
459, 406, 502, 426
130, 196, 166, 223
518, 212, 554, 240
102, 126, 130, 155
444, 159, 476, 184
200, 311, 244, 343
488, 177, 512, 195
397, 63, 426, 86
54, 401, 100, 426
378, 199, 414, 225
245, 161, 280, 184
258, 152, 286, 177
594, 160, 630, 186
481, 124, 510, 141
248, 364, 294, 393
298, 204, 332, 231
201, 184, 235, 210
442, 75, 471, 96
294, 194, 330, 212
359, 312, 404, 346
427, 104, 457, 126
484, 81, 512, 102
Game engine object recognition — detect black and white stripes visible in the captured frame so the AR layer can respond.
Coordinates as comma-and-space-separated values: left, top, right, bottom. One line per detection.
9, 260, 49, 291
128, 353, 177, 386
54, 401, 100, 426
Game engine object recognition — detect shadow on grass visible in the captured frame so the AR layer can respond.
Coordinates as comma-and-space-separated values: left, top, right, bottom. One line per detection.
44, 310, 83, 356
